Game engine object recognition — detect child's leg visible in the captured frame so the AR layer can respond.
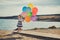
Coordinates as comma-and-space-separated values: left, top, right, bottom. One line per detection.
18, 27, 22, 32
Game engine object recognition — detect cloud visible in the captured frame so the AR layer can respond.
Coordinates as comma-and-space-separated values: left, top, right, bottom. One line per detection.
37, 6, 60, 15
0, 0, 60, 6
0, 5, 21, 16
0, 0, 60, 16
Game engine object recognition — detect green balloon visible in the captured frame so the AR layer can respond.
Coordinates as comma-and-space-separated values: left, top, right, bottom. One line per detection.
28, 12, 32, 17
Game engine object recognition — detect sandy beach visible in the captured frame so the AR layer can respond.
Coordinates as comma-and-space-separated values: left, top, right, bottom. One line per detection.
0, 30, 40, 40
0, 29, 60, 40
27, 29, 60, 35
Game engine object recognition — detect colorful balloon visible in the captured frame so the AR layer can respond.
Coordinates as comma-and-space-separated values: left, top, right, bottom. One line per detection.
26, 7, 31, 12
21, 12, 27, 17
25, 16, 31, 22
22, 6, 27, 12
31, 16, 37, 21
28, 3, 34, 8
27, 12, 32, 17
32, 7, 38, 16
21, 3, 38, 22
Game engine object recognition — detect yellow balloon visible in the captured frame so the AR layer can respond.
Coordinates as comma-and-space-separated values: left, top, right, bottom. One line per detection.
28, 3, 34, 8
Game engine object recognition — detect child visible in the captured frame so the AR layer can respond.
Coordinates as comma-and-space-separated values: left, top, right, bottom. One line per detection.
15, 15, 24, 32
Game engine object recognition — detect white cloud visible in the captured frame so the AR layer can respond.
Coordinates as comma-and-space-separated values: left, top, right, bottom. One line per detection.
0, 0, 60, 5
37, 6, 60, 15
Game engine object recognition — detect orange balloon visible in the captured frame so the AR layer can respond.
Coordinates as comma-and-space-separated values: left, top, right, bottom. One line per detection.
25, 16, 31, 22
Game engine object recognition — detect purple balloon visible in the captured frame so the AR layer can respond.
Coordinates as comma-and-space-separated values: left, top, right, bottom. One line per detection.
31, 16, 37, 21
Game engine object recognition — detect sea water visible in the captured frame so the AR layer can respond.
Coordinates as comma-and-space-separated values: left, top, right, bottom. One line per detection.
0, 19, 60, 30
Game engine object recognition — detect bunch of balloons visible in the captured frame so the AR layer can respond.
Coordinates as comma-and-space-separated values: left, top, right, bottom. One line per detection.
21, 3, 38, 22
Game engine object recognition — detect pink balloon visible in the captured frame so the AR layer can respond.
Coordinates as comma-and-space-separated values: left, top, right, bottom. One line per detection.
31, 16, 37, 21
21, 12, 27, 17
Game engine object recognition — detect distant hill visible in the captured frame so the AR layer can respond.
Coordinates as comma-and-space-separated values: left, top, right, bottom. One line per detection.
37, 14, 60, 21
0, 16, 18, 19
0, 14, 60, 22
37, 14, 60, 16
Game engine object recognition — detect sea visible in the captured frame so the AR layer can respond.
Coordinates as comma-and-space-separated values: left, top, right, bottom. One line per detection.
0, 19, 60, 30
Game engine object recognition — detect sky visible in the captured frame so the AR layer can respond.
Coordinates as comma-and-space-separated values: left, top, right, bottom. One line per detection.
0, 0, 60, 16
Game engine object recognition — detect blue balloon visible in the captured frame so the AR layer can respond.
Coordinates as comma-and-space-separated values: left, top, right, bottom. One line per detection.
26, 7, 31, 12
22, 6, 27, 12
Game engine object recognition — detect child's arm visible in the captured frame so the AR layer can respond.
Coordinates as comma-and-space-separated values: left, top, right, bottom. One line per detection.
18, 15, 20, 19
22, 16, 25, 22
